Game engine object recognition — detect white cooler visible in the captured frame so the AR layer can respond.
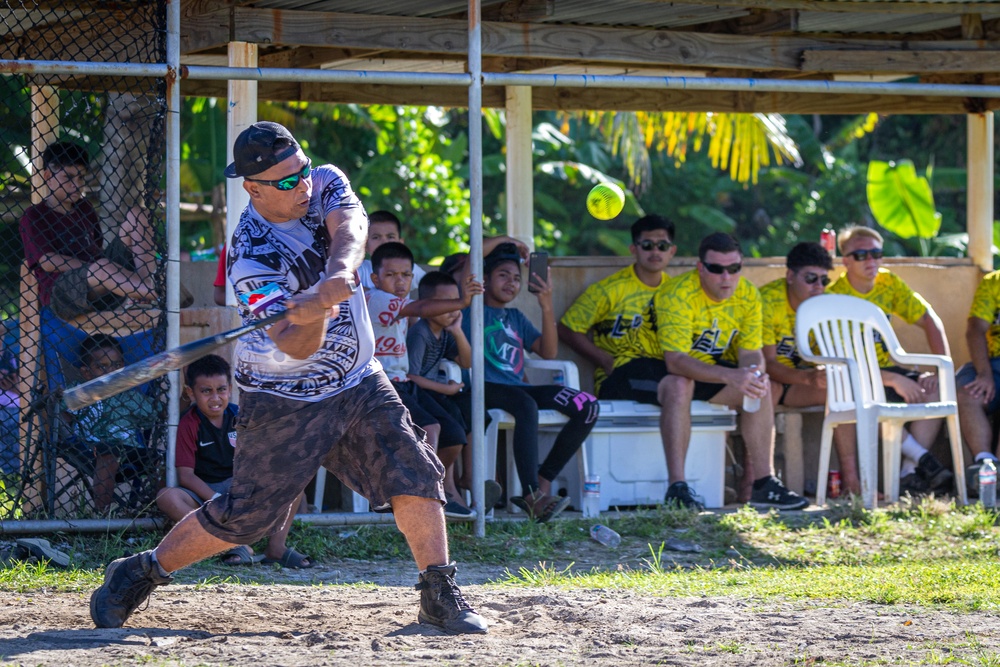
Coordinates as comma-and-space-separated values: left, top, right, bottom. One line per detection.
540, 400, 736, 510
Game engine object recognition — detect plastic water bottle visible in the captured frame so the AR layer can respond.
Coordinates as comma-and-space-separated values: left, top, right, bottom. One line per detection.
582, 474, 601, 518
552, 370, 566, 386
742, 365, 762, 413
979, 459, 997, 508
589, 524, 621, 548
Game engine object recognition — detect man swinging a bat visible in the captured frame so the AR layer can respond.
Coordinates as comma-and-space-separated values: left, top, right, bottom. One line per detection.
89, 121, 488, 635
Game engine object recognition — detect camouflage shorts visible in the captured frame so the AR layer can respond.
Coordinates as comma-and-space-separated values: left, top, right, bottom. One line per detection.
197, 371, 445, 545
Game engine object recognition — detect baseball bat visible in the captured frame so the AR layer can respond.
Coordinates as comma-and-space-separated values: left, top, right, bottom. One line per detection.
62, 309, 287, 411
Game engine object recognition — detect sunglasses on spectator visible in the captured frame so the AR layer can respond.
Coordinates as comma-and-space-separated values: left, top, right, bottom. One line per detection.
703, 262, 742, 275
846, 248, 883, 261
638, 239, 674, 252
245, 160, 312, 191
802, 272, 831, 286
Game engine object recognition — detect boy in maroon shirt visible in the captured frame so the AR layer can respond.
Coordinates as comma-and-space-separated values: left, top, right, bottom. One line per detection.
156, 355, 312, 568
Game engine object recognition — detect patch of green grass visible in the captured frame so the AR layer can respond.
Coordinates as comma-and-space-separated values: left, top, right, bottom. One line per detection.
500, 558, 1000, 612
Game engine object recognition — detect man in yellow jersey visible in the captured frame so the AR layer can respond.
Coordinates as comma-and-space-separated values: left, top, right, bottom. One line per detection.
656, 232, 808, 511
760, 242, 862, 496
827, 225, 953, 495
956, 270, 1000, 496
559, 215, 677, 403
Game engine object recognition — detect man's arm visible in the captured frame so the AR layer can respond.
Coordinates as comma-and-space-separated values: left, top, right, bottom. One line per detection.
558, 323, 615, 377
916, 306, 949, 357
964, 316, 995, 404
267, 208, 366, 359
763, 344, 824, 389
529, 272, 559, 359
664, 349, 765, 397
408, 373, 463, 396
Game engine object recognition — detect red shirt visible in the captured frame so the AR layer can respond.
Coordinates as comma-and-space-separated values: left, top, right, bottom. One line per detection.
19, 199, 102, 305
213, 244, 227, 288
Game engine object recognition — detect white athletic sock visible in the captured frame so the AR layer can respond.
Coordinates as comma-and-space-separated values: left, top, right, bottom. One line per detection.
900, 434, 928, 462
900, 458, 917, 476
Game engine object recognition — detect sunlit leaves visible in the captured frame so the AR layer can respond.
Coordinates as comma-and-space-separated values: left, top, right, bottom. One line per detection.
866, 159, 941, 239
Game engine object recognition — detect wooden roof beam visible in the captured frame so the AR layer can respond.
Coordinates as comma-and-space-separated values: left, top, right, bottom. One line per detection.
802, 49, 1000, 74
167, 77, 999, 114
650, 0, 1000, 15
183, 7, 1000, 74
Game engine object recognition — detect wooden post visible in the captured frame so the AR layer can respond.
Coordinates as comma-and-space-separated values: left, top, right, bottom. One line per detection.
505, 86, 533, 249
967, 112, 994, 272
226, 42, 258, 306
17, 87, 59, 513
30, 86, 58, 205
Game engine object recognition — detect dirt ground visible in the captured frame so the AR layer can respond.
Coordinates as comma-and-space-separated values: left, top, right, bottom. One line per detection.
2, 554, 999, 667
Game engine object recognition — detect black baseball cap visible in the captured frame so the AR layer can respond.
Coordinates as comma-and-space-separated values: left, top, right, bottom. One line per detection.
484, 242, 522, 275
224, 121, 301, 178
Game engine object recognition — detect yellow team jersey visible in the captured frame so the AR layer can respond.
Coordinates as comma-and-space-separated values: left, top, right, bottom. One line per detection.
560, 265, 667, 389
760, 278, 806, 369
655, 270, 762, 365
968, 270, 1000, 358
827, 267, 928, 368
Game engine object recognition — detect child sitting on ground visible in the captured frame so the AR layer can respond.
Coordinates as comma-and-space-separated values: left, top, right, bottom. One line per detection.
156, 354, 312, 568
366, 242, 483, 518
407, 271, 501, 511
460, 243, 600, 523
65, 334, 160, 512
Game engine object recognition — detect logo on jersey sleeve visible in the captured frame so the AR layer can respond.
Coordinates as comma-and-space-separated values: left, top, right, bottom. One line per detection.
239, 282, 285, 316
228, 430, 237, 448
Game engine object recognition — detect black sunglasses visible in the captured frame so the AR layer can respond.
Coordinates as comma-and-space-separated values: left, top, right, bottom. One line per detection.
245, 160, 312, 191
703, 262, 742, 275
847, 248, 883, 262
638, 239, 674, 252
803, 272, 831, 286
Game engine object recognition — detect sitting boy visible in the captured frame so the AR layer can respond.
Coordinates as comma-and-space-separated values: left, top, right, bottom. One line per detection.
359, 210, 426, 292
366, 242, 482, 518
407, 271, 501, 511
20, 140, 157, 322
155, 354, 312, 568
65, 334, 160, 512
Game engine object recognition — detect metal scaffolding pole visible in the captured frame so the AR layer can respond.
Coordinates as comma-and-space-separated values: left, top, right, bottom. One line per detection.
468, 0, 486, 538
164, 0, 181, 487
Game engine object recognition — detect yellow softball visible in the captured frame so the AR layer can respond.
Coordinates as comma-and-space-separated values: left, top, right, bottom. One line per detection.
586, 183, 625, 220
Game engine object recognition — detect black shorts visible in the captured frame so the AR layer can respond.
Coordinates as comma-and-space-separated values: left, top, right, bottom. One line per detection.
197, 371, 445, 544
598, 357, 667, 405
690, 361, 735, 402
883, 366, 921, 403
394, 380, 467, 449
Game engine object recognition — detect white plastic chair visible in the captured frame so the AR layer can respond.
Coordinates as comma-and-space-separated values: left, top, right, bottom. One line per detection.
795, 294, 966, 509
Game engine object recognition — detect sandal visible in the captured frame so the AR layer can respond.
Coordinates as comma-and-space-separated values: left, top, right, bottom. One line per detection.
220, 545, 263, 566
261, 547, 313, 569
510, 491, 571, 523
15, 538, 70, 568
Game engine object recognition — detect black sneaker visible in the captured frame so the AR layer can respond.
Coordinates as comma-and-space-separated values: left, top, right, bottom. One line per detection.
90, 550, 173, 628
443, 499, 476, 521
916, 452, 954, 494
664, 481, 705, 511
749, 476, 809, 510
900, 472, 929, 497
416, 563, 488, 635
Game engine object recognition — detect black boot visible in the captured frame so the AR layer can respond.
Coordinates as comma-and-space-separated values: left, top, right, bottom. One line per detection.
416, 563, 488, 634
90, 550, 173, 628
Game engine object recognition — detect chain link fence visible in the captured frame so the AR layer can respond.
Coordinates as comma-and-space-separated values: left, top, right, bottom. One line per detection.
0, 0, 168, 521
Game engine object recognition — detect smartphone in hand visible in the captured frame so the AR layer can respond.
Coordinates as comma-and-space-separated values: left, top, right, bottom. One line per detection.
528, 252, 549, 293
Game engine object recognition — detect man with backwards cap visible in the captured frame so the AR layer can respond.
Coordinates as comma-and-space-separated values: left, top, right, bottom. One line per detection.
89, 121, 488, 635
